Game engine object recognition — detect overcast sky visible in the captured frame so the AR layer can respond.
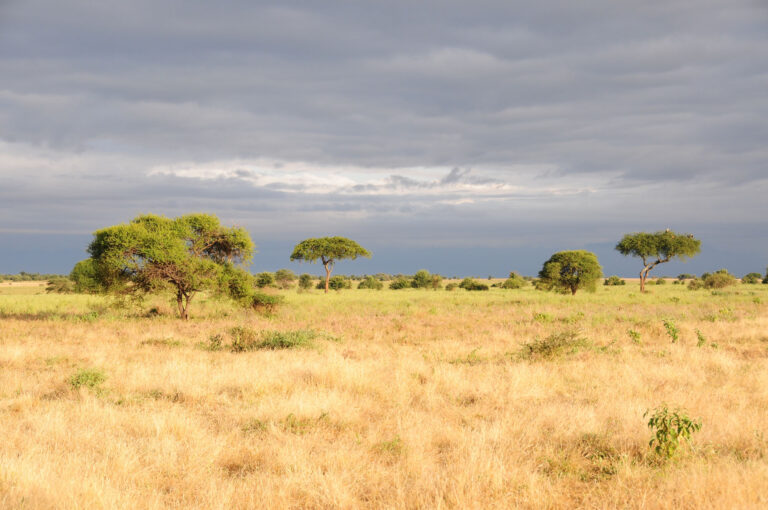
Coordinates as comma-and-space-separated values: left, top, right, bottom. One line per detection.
1, 0, 767, 277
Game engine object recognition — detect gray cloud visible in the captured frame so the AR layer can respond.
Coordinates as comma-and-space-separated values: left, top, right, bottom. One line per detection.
1, 0, 767, 274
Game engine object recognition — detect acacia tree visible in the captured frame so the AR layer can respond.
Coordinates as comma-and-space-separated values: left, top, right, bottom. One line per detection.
290, 237, 371, 293
87, 213, 254, 319
537, 250, 602, 295
615, 230, 701, 292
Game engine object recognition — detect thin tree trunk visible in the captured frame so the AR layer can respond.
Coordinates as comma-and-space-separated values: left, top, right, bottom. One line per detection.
324, 263, 331, 294
176, 291, 186, 319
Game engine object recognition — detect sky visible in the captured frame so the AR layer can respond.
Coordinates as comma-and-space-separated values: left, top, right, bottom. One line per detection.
1, 0, 767, 277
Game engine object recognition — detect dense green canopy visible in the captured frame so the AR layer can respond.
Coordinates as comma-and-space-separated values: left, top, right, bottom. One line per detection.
615, 230, 701, 292
537, 250, 603, 295
290, 237, 370, 293
87, 213, 255, 319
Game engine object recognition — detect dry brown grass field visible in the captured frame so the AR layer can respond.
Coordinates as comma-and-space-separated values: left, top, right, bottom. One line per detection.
1, 281, 768, 509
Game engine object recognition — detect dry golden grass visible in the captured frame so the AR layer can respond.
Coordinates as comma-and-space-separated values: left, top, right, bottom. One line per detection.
1, 283, 768, 509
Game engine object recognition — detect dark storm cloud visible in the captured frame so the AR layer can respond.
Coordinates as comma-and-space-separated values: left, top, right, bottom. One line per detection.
1, 0, 767, 274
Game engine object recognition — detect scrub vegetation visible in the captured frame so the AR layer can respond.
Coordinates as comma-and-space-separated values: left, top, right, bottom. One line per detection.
1, 279, 768, 509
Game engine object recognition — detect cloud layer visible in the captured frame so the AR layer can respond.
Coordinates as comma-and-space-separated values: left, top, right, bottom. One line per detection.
1, 0, 767, 275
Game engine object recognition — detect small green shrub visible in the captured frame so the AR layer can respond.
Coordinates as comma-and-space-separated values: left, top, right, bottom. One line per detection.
532, 312, 553, 323
502, 272, 527, 289
317, 275, 352, 290
69, 368, 106, 391
654, 278, 666, 285
687, 278, 704, 290
695, 329, 706, 347
250, 291, 283, 313
741, 272, 762, 284
358, 275, 383, 290
255, 272, 275, 288
389, 277, 411, 290
230, 326, 260, 352
445, 282, 458, 291
627, 329, 641, 344
519, 331, 590, 360
702, 269, 736, 289
274, 269, 297, 289
645, 405, 701, 459
662, 318, 679, 343
603, 275, 626, 286
459, 278, 489, 291
256, 330, 316, 350
46, 277, 75, 294
298, 273, 314, 290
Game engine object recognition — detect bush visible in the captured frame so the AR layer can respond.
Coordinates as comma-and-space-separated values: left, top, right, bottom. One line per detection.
69, 259, 102, 293
298, 273, 314, 290
445, 282, 458, 291
274, 269, 296, 289
502, 272, 527, 289
519, 331, 590, 360
458, 278, 489, 291
255, 272, 275, 288
389, 277, 411, 290
317, 275, 351, 290
250, 291, 283, 313
604, 275, 626, 286
411, 269, 433, 289
645, 405, 701, 459
537, 250, 602, 295
654, 278, 666, 285
677, 273, 695, 281
702, 269, 736, 289
228, 326, 317, 352
687, 278, 704, 290
68, 368, 106, 391
358, 275, 383, 290
46, 277, 75, 294
742, 272, 762, 284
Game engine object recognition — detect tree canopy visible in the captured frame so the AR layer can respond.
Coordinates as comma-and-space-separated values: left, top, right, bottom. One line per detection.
537, 250, 602, 295
615, 230, 701, 292
290, 237, 370, 293
87, 213, 255, 319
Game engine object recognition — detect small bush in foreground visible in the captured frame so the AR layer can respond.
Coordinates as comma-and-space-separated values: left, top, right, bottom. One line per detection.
645, 405, 701, 459
519, 331, 590, 360
69, 368, 106, 391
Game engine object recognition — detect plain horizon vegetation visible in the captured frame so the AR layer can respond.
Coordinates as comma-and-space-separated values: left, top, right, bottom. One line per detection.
1, 216, 768, 508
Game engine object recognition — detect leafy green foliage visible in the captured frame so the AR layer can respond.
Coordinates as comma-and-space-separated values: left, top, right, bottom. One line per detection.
45, 277, 75, 294
519, 331, 591, 360
255, 272, 275, 288
226, 326, 317, 352
274, 268, 297, 289
316, 275, 351, 290
69, 368, 106, 391
290, 237, 371, 293
458, 278, 489, 291
87, 213, 255, 319
662, 318, 679, 343
741, 272, 762, 284
615, 230, 701, 292
702, 269, 736, 289
444, 282, 458, 291
537, 250, 602, 295
389, 277, 411, 290
69, 259, 103, 293
501, 271, 527, 289
298, 273, 314, 290
627, 329, 641, 344
645, 405, 701, 459
357, 275, 383, 290
654, 278, 666, 285
604, 275, 626, 286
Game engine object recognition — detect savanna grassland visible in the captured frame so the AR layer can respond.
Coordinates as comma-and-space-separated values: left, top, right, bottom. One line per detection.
1, 281, 768, 509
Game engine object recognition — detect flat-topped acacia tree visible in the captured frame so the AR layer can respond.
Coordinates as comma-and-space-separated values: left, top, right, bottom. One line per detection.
290, 237, 371, 293
615, 230, 701, 293
87, 213, 254, 319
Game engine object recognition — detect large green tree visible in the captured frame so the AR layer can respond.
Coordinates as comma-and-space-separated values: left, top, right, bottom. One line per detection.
537, 250, 603, 295
615, 230, 701, 292
87, 213, 254, 319
289, 237, 371, 293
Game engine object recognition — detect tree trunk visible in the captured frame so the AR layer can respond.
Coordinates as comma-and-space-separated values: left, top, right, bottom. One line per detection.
324, 263, 331, 294
176, 290, 193, 320
571, 287, 577, 295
